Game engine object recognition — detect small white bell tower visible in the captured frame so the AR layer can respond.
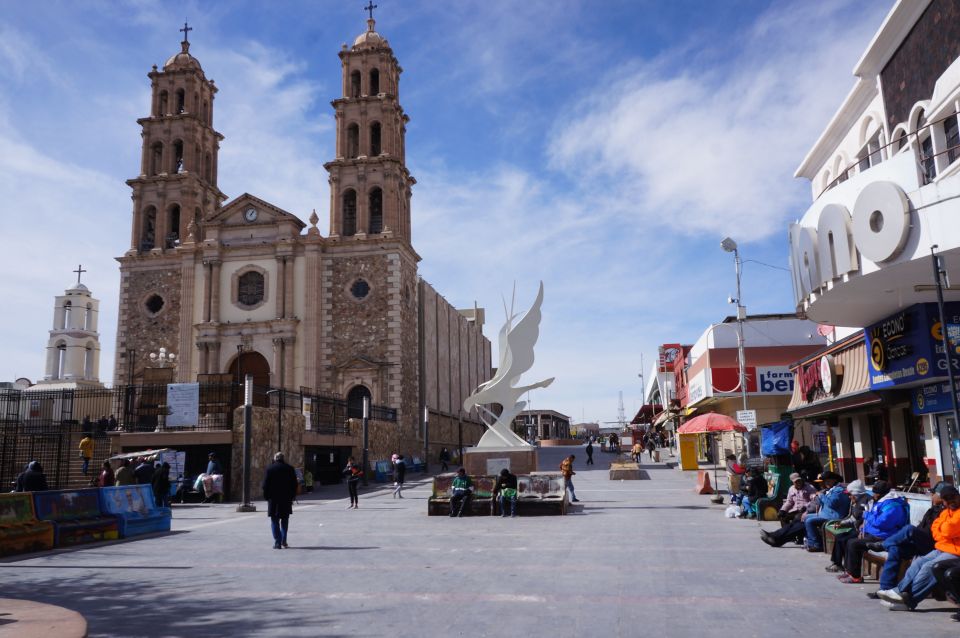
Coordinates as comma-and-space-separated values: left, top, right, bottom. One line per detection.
40, 265, 103, 386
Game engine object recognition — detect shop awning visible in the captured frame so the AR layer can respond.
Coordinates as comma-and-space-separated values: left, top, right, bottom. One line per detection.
787, 335, 878, 418
677, 413, 748, 434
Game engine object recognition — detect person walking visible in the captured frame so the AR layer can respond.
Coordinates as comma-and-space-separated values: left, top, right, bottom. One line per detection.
97, 460, 115, 487
585, 439, 594, 465
262, 452, 299, 549
152, 462, 172, 508
343, 457, 362, 509
439, 447, 451, 472
560, 454, 579, 502
78, 434, 94, 477
392, 454, 406, 498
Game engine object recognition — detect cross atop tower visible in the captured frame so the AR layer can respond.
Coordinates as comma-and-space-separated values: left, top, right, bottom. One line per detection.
73, 264, 87, 285
180, 20, 193, 43
365, 2, 377, 21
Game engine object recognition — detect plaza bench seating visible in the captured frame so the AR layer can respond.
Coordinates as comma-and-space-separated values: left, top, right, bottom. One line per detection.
0, 493, 55, 557
756, 473, 785, 521
428, 474, 496, 516
98, 484, 172, 538
32, 488, 119, 547
428, 472, 568, 516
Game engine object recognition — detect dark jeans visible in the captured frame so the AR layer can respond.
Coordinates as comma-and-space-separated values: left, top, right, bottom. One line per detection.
499, 494, 516, 517
450, 491, 471, 516
348, 480, 359, 506
932, 557, 960, 603
81, 457, 90, 475
586, 451, 593, 465
270, 516, 289, 545
845, 533, 882, 578
879, 525, 934, 590
831, 529, 857, 567
767, 521, 805, 547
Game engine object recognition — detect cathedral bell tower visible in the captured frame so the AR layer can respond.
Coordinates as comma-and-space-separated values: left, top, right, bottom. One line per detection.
324, 13, 416, 244
114, 24, 225, 384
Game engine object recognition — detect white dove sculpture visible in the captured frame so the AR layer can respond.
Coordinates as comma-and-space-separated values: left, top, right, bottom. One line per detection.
463, 281, 554, 448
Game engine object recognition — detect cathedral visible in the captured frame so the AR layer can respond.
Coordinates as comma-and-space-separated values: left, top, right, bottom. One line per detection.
112, 16, 492, 449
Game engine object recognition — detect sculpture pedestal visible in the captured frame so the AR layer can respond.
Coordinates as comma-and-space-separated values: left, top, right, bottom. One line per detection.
463, 446, 538, 476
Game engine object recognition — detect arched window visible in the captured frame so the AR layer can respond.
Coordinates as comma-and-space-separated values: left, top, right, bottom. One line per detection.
166, 204, 181, 248
150, 142, 163, 175
369, 187, 383, 234
342, 190, 357, 236
204, 152, 212, 182
945, 109, 960, 165
56, 343, 66, 379
347, 124, 360, 158
142, 206, 157, 251
892, 128, 907, 153
194, 93, 200, 115
347, 385, 371, 419
172, 140, 184, 173
370, 122, 382, 156
369, 69, 380, 95
237, 271, 266, 307
62, 301, 71, 330
916, 109, 936, 183
351, 70, 362, 97
84, 303, 93, 331
84, 344, 94, 379
175, 88, 186, 114
158, 91, 168, 116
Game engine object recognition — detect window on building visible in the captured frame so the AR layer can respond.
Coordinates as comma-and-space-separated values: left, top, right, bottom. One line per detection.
62, 301, 71, 329
176, 88, 186, 114
369, 68, 380, 95
370, 122, 381, 156
892, 129, 907, 153
342, 190, 357, 236
142, 206, 157, 251
857, 130, 882, 172
237, 271, 265, 307
145, 294, 165, 315
172, 140, 184, 173
945, 111, 960, 165
351, 70, 361, 97
347, 385, 371, 419
56, 343, 66, 379
204, 152, 212, 182
351, 278, 370, 300
347, 124, 360, 158
84, 345, 94, 379
166, 204, 181, 248
368, 187, 383, 234
84, 303, 92, 331
158, 91, 168, 116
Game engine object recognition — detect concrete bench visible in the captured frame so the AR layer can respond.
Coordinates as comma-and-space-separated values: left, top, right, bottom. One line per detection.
98, 484, 172, 538
33, 488, 119, 547
0, 493, 54, 557
428, 474, 496, 516
513, 472, 567, 515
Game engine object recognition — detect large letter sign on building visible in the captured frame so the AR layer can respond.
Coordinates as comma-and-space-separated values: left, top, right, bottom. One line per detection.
791, 180, 912, 307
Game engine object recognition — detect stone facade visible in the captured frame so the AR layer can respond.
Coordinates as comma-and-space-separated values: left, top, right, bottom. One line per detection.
111, 19, 492, 481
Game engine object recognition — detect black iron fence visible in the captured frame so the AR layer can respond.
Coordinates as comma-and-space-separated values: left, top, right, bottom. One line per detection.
0, 383, 398, 489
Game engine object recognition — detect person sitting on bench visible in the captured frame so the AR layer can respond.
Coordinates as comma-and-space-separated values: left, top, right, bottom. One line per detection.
494, 468, 518, 518
803, 472, 849, 552
450, 468, 473, 518
760, 472, 842, 548
826, 480, 872, 573
836, 480, 909, 584
878, 485, 960, 610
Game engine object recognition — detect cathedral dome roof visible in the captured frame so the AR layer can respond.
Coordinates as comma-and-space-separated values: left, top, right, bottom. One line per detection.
353, 19, 386, 49
164, 41, 202, 71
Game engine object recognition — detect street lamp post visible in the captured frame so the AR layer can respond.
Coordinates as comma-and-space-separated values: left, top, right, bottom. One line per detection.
362, 396, 370, 487
721, 237, 749, 413
237, 374, 256, 513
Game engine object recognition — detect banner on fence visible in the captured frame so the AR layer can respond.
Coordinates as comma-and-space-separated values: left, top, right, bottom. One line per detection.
166, 383, 200, 427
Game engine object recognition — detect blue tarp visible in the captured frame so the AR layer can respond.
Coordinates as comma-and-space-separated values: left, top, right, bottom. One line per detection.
761, 420, 793, 457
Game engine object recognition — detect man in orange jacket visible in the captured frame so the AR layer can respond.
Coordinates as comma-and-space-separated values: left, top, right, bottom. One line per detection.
878, 485, 960, 610
560, 455, 579, 503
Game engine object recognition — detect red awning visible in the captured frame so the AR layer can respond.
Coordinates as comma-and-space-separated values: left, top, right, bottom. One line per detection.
676, 413, 748, 434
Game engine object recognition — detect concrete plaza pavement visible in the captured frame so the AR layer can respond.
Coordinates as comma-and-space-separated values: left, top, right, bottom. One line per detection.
2, 445, 959, 637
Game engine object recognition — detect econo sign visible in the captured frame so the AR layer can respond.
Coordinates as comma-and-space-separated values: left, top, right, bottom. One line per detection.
789, 180, 911, 306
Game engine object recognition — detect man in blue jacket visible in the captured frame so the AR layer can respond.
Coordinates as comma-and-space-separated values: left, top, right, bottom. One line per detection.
838, 481, 909, 584
804, 472, 849, 552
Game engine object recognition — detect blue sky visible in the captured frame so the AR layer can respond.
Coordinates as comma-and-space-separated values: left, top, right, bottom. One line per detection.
0, 0, 890, 424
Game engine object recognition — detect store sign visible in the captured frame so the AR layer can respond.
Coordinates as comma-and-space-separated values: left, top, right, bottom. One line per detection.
789, 179, 911, 307
736, 409, 757, 430
820, 355, 836, 394
710, 366, 794, 395
687, 370, 708, 405
865, 302, 960, 389
798, 355, 840, 401
912, 381, 960, 415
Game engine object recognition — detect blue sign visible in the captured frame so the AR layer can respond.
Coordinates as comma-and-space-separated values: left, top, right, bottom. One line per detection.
912, 381, 960, 415
865, 302, 960, 390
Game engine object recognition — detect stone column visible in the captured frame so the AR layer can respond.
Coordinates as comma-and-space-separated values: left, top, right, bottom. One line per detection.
210, 261, 222, 323
275, 256, 285, 319
284, 257, 294, 320
284, 337, 295, 390
272, 337, 284, 388
202, 261, 212, 322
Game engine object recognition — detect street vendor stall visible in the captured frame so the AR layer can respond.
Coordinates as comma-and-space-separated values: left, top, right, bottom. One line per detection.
108, 448, 186, 499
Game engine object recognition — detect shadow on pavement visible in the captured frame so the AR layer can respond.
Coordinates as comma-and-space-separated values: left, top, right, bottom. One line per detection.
289, 546, 379, 551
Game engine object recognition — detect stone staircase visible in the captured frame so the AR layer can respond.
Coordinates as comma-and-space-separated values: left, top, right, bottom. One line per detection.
63, 433, 114, 489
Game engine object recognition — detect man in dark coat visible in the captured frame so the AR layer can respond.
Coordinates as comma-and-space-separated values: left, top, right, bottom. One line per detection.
262, 452, 298, 549
19, 461, 48, 492
134, 457, 155, 485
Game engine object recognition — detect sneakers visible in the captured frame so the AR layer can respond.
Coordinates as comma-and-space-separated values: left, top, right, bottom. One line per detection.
825, 564, 842, 573
837, 574, 863, 584
876, 589, 904, 604
273, 542, 281, 549
282, 541, 288, 548
805, 545, 822, 553
885, 603, 910, 611
866, 592, 880, 599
